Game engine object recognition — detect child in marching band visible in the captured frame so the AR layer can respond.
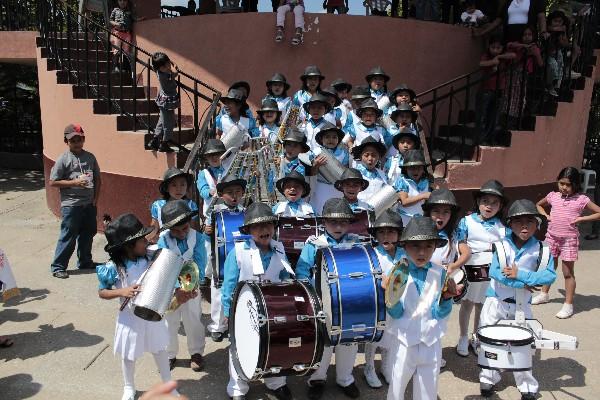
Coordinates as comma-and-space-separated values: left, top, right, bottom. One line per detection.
384, 127, 421, 184
273, 171, 315, 217
363, 210, 405, 388
216, 88, 259, 140
256, 98, 282, 145
149, 168, 199, 243
309, 122, 350, 213
455, 180, 507, 357
386, 84, 420, 117
263, 72, 292, 113
331, 78, 353, 127
478, 200, 556, 400
393, 149, 431, 226
386, 217, 461, 400
342, 86, 373, 145
157, 200, 207, 372
345, 99, 391, 149
204, 175, 247, 343
227, 81, 254, 119
352, 136, 388, 203
293, 65, 324, 109
321, 85, 343, 128
334, 168, 372, 212
196, 139, 228, 218
221, 203, 295, 400
365, 67, 390, 111
303, 93, 332, 150
388, 103, 419, 137
296, 198, 363, 400
279, 128, 311, 178
97, 214, 180, 400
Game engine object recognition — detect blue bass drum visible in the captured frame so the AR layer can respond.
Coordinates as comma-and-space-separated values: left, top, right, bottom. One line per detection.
212, 210, 245, 287
316, 244, 386, 346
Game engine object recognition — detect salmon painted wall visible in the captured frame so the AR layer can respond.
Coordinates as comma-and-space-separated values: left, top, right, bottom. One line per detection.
0, 31, 37, 65
133, 13, 483, 110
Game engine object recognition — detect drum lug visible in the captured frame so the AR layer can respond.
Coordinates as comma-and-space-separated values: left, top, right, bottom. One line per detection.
258, 315, 287, 325
311, 362, 321, 370
348, 272, 366, 279
282, 223, 293, 229
292, 364, 308, 372
373, 270, 383, 278
268, 366, 282, 374
376, 321, 386, 330
297, 311, 327, 323
301, 224, 314, 230
331, 326, 342, 335
216, 238, 225, 247
327, 273, 338, 283
352, 324, 367, 332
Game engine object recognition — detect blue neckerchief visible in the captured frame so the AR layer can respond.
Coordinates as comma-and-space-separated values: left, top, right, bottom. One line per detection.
506, 233, 538, 262
356, 162, 380, 179
287, 200, 301, 212
324, 231, 349, 245
309, 117, 325, 128
472, 213, 501, 230
264, 123, 278, 130
371, 88, 384, 97
408, 260, 432, 295
360, 122, 377, 131
375, 244, 403, 263
208, 165, 225, 180
403, 175, 429, 192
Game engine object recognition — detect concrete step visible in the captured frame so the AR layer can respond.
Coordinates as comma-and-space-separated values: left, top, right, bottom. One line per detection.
116, 114, 194, 131
72, 84, 157, 100
93, 99, 159, 115
57, 69, 133, 86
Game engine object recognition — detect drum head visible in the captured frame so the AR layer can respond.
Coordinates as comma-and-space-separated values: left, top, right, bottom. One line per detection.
477, 324, 534, 346
232, 284, 264, 380
319, 253, 334, 337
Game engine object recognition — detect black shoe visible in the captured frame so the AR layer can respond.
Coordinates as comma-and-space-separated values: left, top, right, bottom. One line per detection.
307, 380, 326, 400
521, 393, 537, 400
158, 141, 174, 153
52, 271, 69, 279
148, 136, 160, 150
211, 331, 225, 342
480, 383, 495, 397
169, 357, 176, 370
266, 385, 293, 400
337, 382, 359, 399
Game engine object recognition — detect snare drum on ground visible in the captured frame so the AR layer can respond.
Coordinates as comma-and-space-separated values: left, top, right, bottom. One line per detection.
476, 324, 535, 371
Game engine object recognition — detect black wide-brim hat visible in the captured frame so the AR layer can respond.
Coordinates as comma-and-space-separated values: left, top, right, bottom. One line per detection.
239, 202, 279, 234
399, 216, 447, 247
334, 167, 369, 191
473, 179, 508, 203
505, 199, 546, 225
331, 78, 352, 93
104, 213, 154, 252
257, 99, 281, 114
315, 122, 344, 146
392, 128, 421, 150
390, 103, 417, 122
216, 175, 247, 194
368, 209, 404, 236
356, 99, 383, 118
351, 136, 387, 160
160, 199, 199, 231
229, 81, 251, 96
321, 198, 355, 220
301, 65, 325, 81
266, 73, 290, 91
302, 93, 333, 114
389, 84, 417, 105
422, 188, 460, 212
282, 127, 310, 153
276, 170, 310, 198
401, 149, 428, 167
320, 86, 342, 108
351, 85, 372, 101
159, 167, 193, 196
202, 138, 227, 156
365, 66, 390, 83
220, 88, 245, 103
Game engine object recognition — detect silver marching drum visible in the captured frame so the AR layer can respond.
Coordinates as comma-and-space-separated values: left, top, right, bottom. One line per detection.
366, 184, 399, 219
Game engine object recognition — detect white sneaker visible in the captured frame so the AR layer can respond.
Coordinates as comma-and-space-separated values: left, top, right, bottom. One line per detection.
121, 387, 136, 400
531, 292, 550, 305
456, 335, 469, 357
440, 358, 447, 368
364, 366, 383, 388
556, 303, 574, 319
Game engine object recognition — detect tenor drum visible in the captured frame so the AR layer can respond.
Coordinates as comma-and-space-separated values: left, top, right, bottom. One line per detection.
212, 210, 245, 287
277, 216, 320, 268
316, 244, 386, 346
476, 324, 535, 371
230, 280, 326, 381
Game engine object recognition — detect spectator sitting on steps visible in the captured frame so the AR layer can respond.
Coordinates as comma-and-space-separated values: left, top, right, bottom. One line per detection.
275, 0, 305, 46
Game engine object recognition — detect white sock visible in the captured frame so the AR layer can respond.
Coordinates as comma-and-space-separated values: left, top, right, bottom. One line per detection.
153, 350, 172, 383
364, 343, 377, 370
122, 358, 136, 392
459, 300, 474, 337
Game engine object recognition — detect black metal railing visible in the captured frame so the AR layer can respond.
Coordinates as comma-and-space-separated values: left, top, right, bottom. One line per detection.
36, 0, 220, 173
416, 4, 599, 176
0, 0, 39, 31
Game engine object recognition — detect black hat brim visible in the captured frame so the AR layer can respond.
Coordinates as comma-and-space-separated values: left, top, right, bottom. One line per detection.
216, 179, 247, 194
356, 107, 383, 118
366, 73, 390, 83
399, 236, 447, 248
267, 80, 291, 91
390, 108, 417, 122
104, 226, 155, 252
282, 139, 310, 153
315, 128, 345, 146
238, 216, 279, 234
368, 224, 403, 236
303, 100, 333, 114
392, 131, 421, 150
390, 87, 417, 104
352, 141, 387, 160
160, 210, 199, 231
334, 177, 369, 192
159, 172, 193, 196
473, 189, 508, 203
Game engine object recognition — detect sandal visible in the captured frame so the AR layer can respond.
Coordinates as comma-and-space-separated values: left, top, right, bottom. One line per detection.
291, 29, 303, 46
0, 337, 14, 348
275, 27, 284, 42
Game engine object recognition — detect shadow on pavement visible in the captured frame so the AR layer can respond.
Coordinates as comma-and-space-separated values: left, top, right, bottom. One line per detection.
0, 169, 44, 194
3, 287, 50, 307
0, 308, 38, 324
0, 373, 43, 399
547, 289, 600, 314
0, 323, 104, 362
176, 347, 229, 400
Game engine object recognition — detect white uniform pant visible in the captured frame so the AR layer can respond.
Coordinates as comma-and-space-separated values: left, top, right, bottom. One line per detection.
227, 349, 286, 396
309, 343, 358, 387
386, 337, 441, 400
208, 282, 228, 333
165, 295, 205, 359
478, 297, 539, 394
365, 342, 390, 377
276, 4, 305, 29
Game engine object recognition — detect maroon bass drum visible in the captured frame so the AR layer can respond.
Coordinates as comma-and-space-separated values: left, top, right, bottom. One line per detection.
230, 280, 326, 381
277, 216, 320, 268
346, 209, 374, 242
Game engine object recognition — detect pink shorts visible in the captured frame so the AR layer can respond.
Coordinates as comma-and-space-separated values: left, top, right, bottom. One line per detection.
545, 233, 579, 261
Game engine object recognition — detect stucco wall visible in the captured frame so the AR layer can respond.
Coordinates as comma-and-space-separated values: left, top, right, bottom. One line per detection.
0, 31, 37, 65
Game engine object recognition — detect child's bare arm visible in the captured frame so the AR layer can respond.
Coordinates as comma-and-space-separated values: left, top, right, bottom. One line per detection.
49, 178, 88, 188
575, 201, 600, 224
536, 197, 550, 220
98, 285, 139, 300
398, 191, 430, 206
479, 58, 499, 67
